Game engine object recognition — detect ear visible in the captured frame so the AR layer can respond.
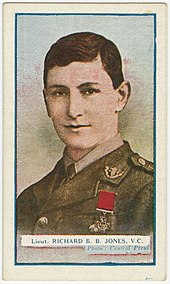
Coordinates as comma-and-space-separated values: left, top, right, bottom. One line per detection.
43, 89, 51, 117
116, 81, 131, 112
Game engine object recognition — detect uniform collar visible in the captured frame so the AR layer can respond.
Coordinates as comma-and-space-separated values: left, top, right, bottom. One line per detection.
63, 133, 124, 174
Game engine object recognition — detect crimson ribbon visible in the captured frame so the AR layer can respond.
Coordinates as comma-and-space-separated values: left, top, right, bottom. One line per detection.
97, 190, 116, 213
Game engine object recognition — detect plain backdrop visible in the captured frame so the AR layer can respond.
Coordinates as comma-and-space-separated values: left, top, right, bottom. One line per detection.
17, 13, 154, 193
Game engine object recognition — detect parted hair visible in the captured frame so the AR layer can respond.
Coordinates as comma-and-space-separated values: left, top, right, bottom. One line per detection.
43, 32, 124, 89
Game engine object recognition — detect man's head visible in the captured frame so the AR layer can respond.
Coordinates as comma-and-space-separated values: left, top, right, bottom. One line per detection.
44, 32, 125, 90
43, 32, 131, 159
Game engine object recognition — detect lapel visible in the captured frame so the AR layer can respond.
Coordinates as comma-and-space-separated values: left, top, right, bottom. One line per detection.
34, 141, 134, 215
38, 161, 101, 215
32, 159, 65, 207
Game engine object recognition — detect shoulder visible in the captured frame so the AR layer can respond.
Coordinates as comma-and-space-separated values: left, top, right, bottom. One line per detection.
128, 151, 154, 185
17, 169, 54, 201
129, 152, 154, 185
17, 158, 64, 205
130, 153, 154, 174
100, 143, 154, 189
125, 152, 154, 192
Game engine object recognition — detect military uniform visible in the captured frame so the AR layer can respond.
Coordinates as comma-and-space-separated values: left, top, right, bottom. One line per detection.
17, 141, 154, 235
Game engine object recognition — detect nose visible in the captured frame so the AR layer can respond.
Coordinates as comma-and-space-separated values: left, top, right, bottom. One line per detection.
67, 90, 84, 119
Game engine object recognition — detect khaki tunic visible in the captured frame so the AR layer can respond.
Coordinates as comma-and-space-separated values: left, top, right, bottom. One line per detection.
17, 141, 154, 235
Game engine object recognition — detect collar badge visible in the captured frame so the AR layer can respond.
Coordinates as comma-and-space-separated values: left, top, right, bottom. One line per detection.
104, 166, 124, 179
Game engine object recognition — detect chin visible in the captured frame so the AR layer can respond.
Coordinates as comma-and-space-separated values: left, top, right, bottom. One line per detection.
63, 139, 96, 151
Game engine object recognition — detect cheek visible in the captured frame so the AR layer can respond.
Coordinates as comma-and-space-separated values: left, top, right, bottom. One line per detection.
87, 97, 118, 127
47, 102, 66, 118
89, 96, 118, 114
106, 95, 118, 106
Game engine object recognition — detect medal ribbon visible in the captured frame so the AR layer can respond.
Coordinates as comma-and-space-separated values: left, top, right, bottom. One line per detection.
97, 190, 116, 213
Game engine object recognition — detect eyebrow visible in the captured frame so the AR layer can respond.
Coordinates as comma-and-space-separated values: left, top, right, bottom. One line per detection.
47, 82, 100, 90
47, 84, 68, 90
78, 82, 100, 90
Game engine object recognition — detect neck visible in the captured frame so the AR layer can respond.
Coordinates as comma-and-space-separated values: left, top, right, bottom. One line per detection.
66, 146, 95, 162
66, 130, 119, 162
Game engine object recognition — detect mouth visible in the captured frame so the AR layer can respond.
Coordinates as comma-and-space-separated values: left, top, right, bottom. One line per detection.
65, 124, 91, 129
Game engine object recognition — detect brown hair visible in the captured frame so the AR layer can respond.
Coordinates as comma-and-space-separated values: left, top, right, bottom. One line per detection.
44, 32, 124, 89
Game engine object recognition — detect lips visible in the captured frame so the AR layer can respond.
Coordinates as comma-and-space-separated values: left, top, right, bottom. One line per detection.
65, 124, 91, 129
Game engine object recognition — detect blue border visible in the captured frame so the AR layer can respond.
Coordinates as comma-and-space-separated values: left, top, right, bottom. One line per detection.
16, 262, 155, 266
153, 13, 157, 265
14, 13, 157, 266
16, 12, 155, 16
14, 13, 18, 265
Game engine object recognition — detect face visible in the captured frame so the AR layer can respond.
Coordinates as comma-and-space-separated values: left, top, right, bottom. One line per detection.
44, 57, 126, 151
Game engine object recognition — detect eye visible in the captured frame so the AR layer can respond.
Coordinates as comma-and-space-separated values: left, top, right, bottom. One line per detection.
81, 88, 101, 96
50, 90, 69, 97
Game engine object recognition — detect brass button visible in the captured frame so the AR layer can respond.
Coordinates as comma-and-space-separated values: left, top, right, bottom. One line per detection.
38, 216, 48, 228
138, 157, 146, 166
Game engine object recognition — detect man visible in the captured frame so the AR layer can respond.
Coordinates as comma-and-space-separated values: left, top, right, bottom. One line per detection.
17, 32, 153, 235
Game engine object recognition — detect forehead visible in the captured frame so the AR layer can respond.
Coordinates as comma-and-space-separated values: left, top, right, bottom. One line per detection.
46, 57, 113, 88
